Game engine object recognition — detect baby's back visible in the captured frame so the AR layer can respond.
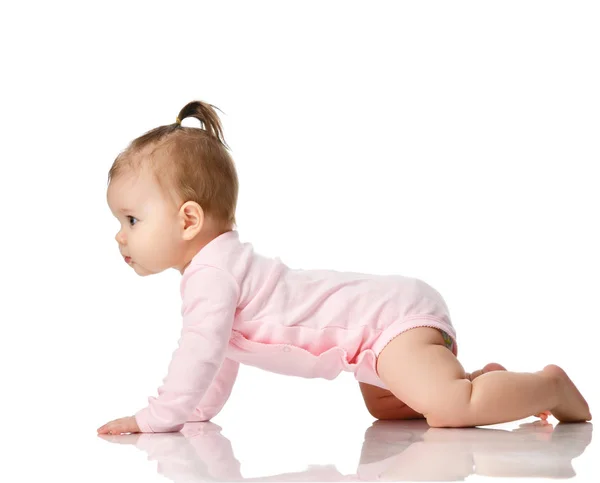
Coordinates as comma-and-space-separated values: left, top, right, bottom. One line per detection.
197, 232, 451, 354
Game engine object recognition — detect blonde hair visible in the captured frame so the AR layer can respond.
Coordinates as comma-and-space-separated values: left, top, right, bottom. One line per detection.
107, 101, 239, 232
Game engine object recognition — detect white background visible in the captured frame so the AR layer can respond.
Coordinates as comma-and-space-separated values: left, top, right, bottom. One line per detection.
1, 1, 598, 481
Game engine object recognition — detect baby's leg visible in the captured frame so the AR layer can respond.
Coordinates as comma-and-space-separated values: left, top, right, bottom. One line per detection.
376, 327, 591, 427
360, 363, 511, 420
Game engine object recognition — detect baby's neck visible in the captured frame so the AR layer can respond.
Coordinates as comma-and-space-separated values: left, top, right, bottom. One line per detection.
179, 225, 231, 275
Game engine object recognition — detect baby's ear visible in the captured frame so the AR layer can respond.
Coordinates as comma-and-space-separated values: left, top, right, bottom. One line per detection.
179, 201, 204, 240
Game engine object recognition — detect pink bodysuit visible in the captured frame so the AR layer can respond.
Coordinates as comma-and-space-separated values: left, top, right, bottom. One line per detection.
134, 230, 458, 433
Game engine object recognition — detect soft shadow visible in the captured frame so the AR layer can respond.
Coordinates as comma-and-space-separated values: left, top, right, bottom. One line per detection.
97, 418, 592, 482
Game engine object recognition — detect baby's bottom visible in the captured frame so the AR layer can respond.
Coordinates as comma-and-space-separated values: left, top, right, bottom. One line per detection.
375, 326, 576, 427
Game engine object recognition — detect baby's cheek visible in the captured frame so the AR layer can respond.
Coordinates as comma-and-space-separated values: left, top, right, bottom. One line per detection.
148, 236, 178, 267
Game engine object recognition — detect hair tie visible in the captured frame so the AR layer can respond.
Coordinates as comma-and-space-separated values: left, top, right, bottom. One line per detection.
175, 117, 181, 125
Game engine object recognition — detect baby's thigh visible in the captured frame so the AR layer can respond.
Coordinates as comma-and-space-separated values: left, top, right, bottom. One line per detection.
375, 327, 468, 413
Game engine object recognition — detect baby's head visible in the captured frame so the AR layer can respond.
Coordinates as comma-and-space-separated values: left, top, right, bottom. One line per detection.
106, 100, 238, 276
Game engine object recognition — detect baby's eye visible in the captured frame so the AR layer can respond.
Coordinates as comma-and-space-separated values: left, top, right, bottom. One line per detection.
127, 216, 138, 226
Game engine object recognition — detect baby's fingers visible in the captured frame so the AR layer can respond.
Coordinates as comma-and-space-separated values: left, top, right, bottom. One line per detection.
97, 424, 112, 434
97, 421, 120, 434
97, 420, 115, 433
97, 416, 137, 435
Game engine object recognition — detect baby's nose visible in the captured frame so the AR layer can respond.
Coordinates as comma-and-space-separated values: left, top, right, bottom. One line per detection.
115, 230, 126, 245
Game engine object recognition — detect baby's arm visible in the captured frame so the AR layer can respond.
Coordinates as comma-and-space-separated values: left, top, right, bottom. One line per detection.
135, 265, 239, 433
188, 357, 240, 422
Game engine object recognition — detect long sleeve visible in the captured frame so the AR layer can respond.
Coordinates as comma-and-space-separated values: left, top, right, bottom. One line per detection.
135, 264, 239, 433
188, 357, 239, 422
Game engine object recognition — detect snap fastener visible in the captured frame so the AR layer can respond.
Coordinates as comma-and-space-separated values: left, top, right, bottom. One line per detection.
283, 346, 291, 352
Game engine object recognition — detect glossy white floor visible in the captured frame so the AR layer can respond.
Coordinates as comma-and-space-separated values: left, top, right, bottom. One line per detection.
91, 417, 595, 482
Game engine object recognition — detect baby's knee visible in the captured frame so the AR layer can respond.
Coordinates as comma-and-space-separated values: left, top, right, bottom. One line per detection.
423, 379, 474, 428
426, 413, 470, 428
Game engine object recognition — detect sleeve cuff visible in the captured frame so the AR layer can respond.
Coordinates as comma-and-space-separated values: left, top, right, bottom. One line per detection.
134, 406, 186, 433
134, 407, 154, 433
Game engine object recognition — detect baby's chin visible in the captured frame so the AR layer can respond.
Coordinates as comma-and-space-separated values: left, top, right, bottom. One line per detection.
128, 261, 149, 276
131, 262, 168, 277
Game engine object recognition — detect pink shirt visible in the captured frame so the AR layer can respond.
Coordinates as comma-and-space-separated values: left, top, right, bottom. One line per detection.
135, 230, 457, 433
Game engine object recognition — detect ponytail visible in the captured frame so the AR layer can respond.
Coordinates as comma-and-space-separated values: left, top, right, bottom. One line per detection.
174, 101, 231, 151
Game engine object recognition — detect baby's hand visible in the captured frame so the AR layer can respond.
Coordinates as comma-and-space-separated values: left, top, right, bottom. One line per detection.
97, 416, 140, 435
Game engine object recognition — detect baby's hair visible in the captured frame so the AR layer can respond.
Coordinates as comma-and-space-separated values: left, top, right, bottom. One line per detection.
107, 100, 238, 231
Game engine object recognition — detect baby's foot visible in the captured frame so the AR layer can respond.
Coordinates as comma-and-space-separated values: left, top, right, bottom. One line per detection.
542, 364, 592, 423
470, 363, 551, 420
467, 362, 506, 381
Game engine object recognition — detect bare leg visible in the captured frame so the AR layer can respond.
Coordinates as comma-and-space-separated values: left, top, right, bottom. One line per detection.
468, 363, 550, 420
466, 362, 506, 381
376, 327, 591, 427
362, 362, 512, 420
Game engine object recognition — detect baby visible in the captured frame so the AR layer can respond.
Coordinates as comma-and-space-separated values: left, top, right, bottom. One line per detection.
97, 101, 591, 435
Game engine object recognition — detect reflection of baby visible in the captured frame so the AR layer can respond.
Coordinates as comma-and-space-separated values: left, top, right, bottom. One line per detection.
99, 100, 591, 435
101, 419, 593, 482
358, 420, 594, 481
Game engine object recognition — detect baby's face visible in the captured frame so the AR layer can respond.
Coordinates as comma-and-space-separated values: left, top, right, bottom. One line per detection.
107, 168, 184, 276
